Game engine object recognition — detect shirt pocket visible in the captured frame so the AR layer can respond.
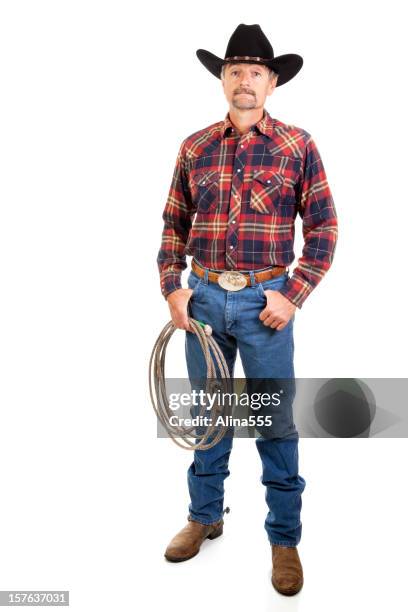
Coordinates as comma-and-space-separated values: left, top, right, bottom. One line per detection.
189, 169, 220, 213
249, 169, 285, 214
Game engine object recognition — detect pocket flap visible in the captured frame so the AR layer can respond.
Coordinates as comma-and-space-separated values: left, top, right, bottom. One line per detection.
252, 169, 284, 186
190, 169, 220, 186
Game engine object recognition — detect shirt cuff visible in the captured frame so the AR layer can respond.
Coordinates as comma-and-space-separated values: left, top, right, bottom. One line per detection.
278, 275, 314, 309
161, 273, 182, 300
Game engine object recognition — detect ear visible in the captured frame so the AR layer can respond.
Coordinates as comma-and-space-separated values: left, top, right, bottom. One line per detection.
267, 75, 278, 95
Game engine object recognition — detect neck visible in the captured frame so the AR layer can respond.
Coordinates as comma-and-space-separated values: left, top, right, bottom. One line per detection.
228, 107, 265, 135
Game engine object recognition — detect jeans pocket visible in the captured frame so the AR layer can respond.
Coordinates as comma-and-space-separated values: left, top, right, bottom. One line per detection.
187, 272, 203, 298
257, 272, 288, 296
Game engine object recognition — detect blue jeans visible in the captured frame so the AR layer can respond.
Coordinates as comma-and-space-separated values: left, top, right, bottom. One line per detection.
184, 262, 306, 547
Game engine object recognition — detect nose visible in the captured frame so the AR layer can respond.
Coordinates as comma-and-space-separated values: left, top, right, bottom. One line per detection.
238, 70, 253, 89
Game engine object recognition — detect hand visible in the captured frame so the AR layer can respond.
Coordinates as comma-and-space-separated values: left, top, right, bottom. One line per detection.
166, 288, 194, 331
259, 290, 296, 331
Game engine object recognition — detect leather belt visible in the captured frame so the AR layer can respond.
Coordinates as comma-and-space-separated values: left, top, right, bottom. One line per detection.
191, 259, 287, 292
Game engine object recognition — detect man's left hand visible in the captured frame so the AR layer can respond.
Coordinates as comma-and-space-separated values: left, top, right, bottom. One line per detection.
259, 290, 296, 331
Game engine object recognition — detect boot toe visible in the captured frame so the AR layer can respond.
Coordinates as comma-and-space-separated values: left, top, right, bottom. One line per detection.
164, 541, 196, 561
272, 572, 303, 595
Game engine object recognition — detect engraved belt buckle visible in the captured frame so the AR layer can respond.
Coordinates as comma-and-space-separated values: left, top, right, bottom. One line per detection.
217, 270, 247, 291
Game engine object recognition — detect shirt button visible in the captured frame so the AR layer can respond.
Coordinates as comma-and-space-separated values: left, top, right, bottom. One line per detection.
267, 179, 271, 183
237, 168, 241, 173
230, 245, 234, 249
232, 220, 236, 224
240, 144, 244, 148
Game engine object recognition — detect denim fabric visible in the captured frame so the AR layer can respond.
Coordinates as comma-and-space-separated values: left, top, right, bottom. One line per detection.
184, 261, 306, 546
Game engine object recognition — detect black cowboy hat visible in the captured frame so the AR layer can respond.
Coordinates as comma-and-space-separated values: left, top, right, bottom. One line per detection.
196, 23, 303, 87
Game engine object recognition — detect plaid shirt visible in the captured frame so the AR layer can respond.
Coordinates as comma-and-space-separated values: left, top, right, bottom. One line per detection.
157, 109, 338, 308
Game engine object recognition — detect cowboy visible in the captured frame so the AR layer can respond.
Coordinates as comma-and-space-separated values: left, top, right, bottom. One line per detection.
156, 23, 338, 596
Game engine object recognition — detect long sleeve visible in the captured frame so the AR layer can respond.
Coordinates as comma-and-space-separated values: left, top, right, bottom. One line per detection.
278, 135, 338, 308
156, 139, 194, 299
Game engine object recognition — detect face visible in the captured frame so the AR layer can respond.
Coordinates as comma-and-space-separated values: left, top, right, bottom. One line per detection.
221, 63, 277, 111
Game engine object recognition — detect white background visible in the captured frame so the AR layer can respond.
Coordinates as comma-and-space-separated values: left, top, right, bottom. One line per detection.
0, 1, 407, 610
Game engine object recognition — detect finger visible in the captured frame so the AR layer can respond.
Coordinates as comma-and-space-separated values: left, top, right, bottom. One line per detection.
276, 321, 287, 331
259, 307, 272, 321
173, 317, 189, 331
262, 314, 276, 326
264, 316, 281, 328
259, 308, 267, 321
183, 317, 194, 332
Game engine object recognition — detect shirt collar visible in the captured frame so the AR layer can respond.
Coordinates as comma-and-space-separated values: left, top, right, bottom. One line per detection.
220, 108, 275, 139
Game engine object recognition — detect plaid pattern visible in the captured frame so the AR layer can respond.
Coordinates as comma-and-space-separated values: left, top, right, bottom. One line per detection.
157, 109, 338, 308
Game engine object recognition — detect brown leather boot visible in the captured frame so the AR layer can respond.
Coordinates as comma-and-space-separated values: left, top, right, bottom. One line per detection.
164, 515, 224, 562
271, 544, 304, 596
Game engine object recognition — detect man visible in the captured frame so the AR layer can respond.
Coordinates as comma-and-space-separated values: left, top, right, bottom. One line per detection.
156, 24, 338, 596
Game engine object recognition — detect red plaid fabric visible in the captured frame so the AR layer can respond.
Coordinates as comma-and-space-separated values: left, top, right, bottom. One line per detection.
157, 109, 338, 308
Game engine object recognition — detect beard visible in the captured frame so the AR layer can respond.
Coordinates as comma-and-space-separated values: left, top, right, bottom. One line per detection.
232, 93, 257, 110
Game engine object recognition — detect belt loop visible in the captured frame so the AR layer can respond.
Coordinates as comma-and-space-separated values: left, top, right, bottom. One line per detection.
203, 268, 209, 285
249, 270, 256, 287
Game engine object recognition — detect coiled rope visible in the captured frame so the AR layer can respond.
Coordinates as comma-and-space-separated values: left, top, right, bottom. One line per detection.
149, 317, 233, 450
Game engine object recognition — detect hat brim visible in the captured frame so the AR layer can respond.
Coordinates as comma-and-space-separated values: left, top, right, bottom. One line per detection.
196, 49, 303, 86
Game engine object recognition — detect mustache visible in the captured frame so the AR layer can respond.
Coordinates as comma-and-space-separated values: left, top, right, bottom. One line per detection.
234, 90, 255, 95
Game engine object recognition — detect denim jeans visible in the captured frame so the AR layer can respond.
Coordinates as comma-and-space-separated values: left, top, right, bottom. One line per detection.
184, 261, 306, 547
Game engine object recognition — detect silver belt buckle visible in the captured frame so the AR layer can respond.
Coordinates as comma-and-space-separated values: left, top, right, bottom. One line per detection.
217, 270, 247, 291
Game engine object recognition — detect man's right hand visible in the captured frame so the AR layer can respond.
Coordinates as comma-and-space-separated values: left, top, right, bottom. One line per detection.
166, 288, 194, 331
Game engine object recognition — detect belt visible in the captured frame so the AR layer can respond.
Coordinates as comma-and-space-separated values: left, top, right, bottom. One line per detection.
191, 259, 287, 292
